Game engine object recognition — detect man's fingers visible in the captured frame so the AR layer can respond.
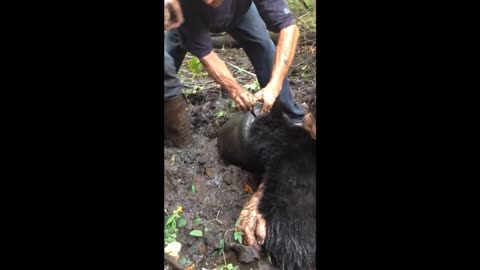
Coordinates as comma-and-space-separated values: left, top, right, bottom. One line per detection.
249, 94, 258, 110
254, 92, 267, 114
261, 103, 271, 114
251, 96, 258, 108
241, 97, 250, 111
164, 6, 170, 21
240, 92, 254, 111
245, 99, 252, 111
235, 97, 246, 111
171, 1, 184, 23
169, 21, 181, 29
254, 91, 264, 101
239, 102, 247, 111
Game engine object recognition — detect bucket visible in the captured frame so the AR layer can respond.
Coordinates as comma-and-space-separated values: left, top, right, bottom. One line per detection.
217, 104, 263, 172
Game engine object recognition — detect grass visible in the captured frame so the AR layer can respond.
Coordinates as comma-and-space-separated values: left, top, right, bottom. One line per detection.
164, 206, 185, 245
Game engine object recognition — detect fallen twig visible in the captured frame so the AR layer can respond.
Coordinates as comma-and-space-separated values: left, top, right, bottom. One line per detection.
296, 12, 310, 21
215, 210, 224, 225
225, 62, 257, 78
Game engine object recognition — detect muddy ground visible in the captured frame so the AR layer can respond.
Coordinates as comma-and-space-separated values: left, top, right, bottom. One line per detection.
164, 45, 316, 270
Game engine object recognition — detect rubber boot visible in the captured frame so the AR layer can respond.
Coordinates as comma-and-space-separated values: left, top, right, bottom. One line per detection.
165, 94, 193, 148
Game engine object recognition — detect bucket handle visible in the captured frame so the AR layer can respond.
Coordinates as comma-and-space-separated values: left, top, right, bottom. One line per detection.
250, 102, 263, 118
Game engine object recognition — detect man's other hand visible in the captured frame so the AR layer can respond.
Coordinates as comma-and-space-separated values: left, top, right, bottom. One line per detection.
164, 0, 184, 31
254, 85, 278, 114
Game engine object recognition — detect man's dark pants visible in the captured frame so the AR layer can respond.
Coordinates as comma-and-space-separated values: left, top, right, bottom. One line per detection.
164, 47, 182, 100
164, 3, 305, 122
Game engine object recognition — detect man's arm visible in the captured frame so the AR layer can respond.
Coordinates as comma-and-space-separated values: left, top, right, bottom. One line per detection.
255, 24, 300, 113
252, 0, 300, 114
164, 0, 184, 31
201, 51, 256, 111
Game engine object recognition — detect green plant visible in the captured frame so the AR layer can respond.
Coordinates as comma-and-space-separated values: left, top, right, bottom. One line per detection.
233, 218, 243, 244
217, 263, 240, 270
189, 229, 203, 237
187, 56, 203, 74
212, 239, 225, 256
216, 110, 226, 119
164, 206, 184, 245
187, 56, 208, 80
213, 220, 244, 269
183, 84, 203, 96
177, 218, 187, 227
179, 257, 188, 265
244, 79, 260, 93
267, 252, 273, 264
193, 217, 202, 226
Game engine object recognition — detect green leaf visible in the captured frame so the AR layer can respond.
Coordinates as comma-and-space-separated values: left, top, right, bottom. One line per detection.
177, 218, 187, 227
204, 227, 209, 232
179, 257, 187, 265
189, 229, 203, 237
216, 111, 226, 118
165, 215, 176, 227
187, 56, 203, 74
193, 217, 202, 226
191, 184, 196, 194
244, 80, 260, 92
227, 263, 234, 270
219, 239, 225, 249
234, 218, 241, 228
183, 88, 194, 95
233, 231, 243, 244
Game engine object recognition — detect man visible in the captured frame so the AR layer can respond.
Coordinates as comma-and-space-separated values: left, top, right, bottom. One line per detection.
164, 0, 306, 146
164, 0, 193, 147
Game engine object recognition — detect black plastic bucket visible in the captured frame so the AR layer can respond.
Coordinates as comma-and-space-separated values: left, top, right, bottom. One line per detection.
217, 105, 263, 172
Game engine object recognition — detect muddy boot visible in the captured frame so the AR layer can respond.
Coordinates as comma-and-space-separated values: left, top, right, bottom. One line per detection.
165, 94, 193, 148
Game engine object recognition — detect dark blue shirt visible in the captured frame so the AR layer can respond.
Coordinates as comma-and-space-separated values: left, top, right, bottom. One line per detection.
178, 0, 295, 58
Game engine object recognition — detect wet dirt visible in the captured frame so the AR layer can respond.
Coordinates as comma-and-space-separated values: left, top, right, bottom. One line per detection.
164, 46, 316, 270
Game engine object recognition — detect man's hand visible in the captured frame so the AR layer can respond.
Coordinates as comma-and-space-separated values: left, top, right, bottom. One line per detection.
164, 0, 184, 31
254, 84, 279, 114
232, 88, 257, 111
237, 184, 266, 251
256, 24, 299, 114
200, 51, 257, 111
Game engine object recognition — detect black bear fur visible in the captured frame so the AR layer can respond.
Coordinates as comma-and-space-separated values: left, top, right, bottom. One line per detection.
245, 102, 316, 270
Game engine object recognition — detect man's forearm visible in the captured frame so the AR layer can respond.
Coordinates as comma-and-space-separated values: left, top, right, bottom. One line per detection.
200, 51, 243, 96
268, 24, 300, 95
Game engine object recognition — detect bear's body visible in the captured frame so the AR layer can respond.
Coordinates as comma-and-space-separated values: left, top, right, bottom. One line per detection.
245, 103, 316, 270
